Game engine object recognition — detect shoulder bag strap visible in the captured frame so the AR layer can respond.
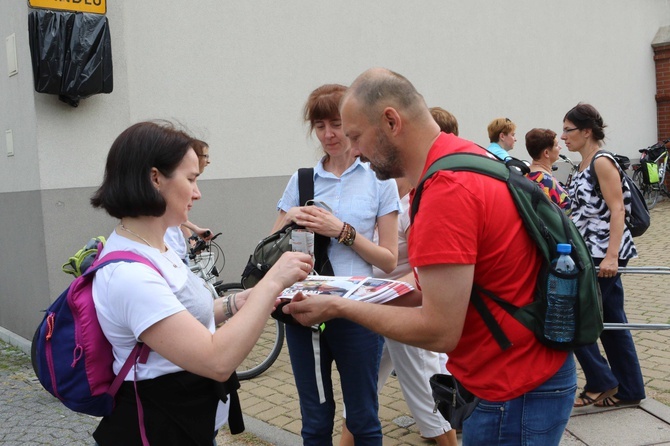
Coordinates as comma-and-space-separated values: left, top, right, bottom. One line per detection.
298, 168, 314, 206
297, 168, 334, 275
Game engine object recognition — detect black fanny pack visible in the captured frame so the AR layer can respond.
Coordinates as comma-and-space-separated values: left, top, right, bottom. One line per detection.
429, 374, 481, 430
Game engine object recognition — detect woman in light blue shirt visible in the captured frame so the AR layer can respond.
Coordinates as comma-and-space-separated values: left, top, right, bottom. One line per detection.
486, 117, 517, 161
271, 84, 400, 446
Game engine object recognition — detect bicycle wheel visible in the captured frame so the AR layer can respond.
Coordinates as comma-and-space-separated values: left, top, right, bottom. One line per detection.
215, 282, 285, 380
633, 168, 658, 209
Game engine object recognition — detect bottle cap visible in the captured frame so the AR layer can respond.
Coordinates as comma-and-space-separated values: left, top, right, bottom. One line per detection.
557, 243, 572, 254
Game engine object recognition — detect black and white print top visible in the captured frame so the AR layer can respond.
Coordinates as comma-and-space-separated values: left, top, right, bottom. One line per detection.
567, 152, 638, 260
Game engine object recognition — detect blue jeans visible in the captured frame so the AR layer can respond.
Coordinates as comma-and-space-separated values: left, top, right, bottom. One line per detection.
574, 258, 645, 401
462, 353, 576, 446
286, 319, 382, 446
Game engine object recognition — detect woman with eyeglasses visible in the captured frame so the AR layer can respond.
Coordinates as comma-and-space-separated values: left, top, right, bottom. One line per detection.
562, 103, 645, 409
271, 83, 400, 445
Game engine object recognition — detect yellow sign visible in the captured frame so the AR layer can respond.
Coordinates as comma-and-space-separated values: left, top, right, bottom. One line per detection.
28, 0, 106, 15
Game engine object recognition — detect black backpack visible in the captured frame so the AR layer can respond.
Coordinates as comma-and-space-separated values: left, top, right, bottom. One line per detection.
589, 150, 650, 237
410, 153, 603, 351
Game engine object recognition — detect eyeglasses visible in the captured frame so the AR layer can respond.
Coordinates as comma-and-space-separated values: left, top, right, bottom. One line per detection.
197, 154, 210, 160
562, 127, 580, 134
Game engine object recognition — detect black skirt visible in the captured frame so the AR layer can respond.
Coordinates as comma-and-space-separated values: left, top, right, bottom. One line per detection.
93, 371, 219, 446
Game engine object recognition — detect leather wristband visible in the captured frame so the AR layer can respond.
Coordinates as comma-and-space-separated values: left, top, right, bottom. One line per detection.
343, 225, 356, 246
338, 223, 356, 246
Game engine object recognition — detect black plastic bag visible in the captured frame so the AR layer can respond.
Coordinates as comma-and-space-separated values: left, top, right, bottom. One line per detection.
28, 10, 68, 95
28, 10, 112, 107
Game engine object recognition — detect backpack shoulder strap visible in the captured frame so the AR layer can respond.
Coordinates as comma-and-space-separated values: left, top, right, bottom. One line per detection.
410, 153, 506, 224
85, 251, 161, 277
589, 150, 622, 195
298, 168, 315, 206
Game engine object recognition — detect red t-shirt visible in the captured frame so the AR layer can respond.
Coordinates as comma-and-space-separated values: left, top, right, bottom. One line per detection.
409, 132, 568, 401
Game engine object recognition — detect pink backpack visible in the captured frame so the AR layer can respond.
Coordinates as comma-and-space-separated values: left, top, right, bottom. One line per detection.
32, 249, 158, 444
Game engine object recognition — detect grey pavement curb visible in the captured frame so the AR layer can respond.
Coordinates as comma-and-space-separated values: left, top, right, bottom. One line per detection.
242, 415, 302, 445
0, 326, 31, 355
641, 398, 670, 424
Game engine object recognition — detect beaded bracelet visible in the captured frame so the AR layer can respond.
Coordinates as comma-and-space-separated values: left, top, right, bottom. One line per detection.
337, 223, 347, 242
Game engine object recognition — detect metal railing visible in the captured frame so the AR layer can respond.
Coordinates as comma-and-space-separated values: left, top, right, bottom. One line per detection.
596, 266, 670, 330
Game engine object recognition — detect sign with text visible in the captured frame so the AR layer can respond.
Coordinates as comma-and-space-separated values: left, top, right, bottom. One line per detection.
28, 0, 106, 15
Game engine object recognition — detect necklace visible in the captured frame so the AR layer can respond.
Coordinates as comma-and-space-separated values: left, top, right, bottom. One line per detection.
580, 146, 600, 171
119, 223, 180, 268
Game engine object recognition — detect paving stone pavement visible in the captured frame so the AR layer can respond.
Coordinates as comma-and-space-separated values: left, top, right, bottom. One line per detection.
3, 200, 670, 445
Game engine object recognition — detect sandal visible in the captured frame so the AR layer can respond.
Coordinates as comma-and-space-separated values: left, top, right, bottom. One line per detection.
594, 396, 641, 408
573, 386, 619, 408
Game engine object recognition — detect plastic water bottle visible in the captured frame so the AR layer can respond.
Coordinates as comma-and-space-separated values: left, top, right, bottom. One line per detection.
545, 243, 578, 343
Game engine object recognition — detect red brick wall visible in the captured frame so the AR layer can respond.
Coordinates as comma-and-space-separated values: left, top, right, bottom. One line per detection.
655, 45, 670, 139
653, 43, 670, 188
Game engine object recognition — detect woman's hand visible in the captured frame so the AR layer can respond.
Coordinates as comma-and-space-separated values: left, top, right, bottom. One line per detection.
270, 207, 303, 233
294, 206, 343, 238
263, 251, 313, 290
598, 255, 619, 278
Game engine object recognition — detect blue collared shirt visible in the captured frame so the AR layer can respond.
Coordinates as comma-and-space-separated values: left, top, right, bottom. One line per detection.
277, 157, 400, 276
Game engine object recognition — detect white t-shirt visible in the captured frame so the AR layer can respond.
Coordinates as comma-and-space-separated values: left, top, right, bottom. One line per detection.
93, 230, 229, 429
164, 226, 188, 261
93, 230, 215, 380
373, 193, 412, 280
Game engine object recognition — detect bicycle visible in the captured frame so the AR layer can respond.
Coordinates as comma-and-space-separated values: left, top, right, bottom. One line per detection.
188, 233, 285, 381
558, 153, 579, 189
631, 139, 670, 210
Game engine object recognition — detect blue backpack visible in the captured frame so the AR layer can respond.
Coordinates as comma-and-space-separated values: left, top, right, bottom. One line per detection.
31, 247, 159, 417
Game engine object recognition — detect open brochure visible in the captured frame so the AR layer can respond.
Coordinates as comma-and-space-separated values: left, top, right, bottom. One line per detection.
279, 275, 414, 305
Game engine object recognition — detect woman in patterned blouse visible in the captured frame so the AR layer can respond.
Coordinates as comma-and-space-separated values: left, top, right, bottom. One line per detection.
563, 103, 645, 409
525, 128, 571, 214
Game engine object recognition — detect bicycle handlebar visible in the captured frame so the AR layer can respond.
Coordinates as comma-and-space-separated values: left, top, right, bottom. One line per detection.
639, 138, 670, 153
189, 232, 223, 259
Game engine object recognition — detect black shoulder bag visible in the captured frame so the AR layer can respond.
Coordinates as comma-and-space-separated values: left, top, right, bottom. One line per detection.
241, 168, 333, 323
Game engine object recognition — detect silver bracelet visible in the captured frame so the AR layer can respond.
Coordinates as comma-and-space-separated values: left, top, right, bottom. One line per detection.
224, 296, 233, 319
230, 293, 239, 313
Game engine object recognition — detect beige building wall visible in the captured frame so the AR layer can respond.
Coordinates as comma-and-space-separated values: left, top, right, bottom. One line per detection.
1, 0, 670, 340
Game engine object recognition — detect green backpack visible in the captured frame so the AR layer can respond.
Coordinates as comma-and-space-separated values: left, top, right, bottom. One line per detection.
410, 153, 603, 351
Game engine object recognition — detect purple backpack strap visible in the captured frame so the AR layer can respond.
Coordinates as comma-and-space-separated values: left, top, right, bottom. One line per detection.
89, 250, 159, 446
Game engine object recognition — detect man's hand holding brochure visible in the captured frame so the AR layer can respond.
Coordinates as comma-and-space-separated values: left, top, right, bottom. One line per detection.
279, 275, 414, 304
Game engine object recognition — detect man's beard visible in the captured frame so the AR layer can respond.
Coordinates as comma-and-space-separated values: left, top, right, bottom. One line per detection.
366, 128, 404, 181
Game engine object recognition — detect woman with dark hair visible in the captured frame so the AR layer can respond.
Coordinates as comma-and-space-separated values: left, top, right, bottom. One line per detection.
562, 104, 645, 408
525, 128, 571, 213
90, 121, 311, 445
271, 84, 400, 445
